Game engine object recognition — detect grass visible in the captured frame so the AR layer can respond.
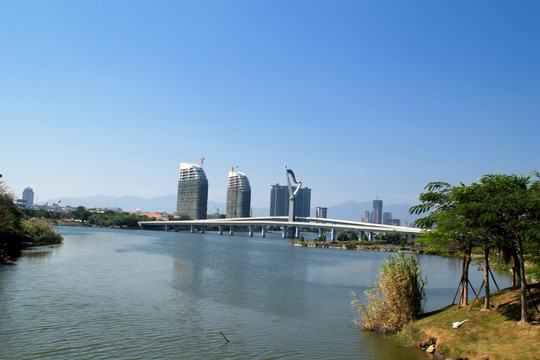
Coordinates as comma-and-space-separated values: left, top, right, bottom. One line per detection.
394, 283, 540, 360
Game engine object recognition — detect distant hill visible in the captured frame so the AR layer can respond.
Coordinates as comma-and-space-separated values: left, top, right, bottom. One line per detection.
47, 195, 420, 223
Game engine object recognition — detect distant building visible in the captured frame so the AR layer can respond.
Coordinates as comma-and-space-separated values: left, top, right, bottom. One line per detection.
391, 219, 401, 226
269, 184, 311, 217
176, 163, 208, 219
383, 212, 392, 225
226, 170, 251, 218
22, 187, 34, 206
362, 211, 371, 223
372, 198, 383, 224
316, 206, 327, 218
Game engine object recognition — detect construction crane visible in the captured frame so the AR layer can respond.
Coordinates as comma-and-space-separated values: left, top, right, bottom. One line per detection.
198, 156, 205, 168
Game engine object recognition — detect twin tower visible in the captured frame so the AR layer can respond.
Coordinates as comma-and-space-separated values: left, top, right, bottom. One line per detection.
176, 163, 251, 220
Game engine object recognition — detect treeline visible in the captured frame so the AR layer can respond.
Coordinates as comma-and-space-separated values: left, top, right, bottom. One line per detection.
22, 206, 151, 229
410, 172, 540, 324
1, 181, 62, 260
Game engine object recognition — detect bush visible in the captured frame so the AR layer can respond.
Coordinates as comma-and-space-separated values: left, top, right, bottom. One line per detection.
20, 218, 63, 245
351, 253, 426, 333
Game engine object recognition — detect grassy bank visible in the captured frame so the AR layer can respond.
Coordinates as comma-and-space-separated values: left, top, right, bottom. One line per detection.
394, 283, 540, 360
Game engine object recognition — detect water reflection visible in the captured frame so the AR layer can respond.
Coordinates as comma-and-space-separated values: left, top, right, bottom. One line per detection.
21, 246, 57, 261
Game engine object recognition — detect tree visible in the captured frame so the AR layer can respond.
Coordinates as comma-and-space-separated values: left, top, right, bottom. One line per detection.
410, 182, 476, 307
72, 206, 91, 222
411, 173, 540, 322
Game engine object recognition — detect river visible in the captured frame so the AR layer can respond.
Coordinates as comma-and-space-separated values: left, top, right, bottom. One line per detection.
0, 226, 511, 359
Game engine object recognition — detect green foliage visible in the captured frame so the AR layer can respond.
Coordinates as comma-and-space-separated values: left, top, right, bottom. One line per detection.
337, 232, 349, 242
380, 231, 404, 245
345, 241, 360, 250
1, 181, 63, 260
72, 206, 91, 222
0, 181, 26, 257
351, 253, 426, 333
87, 211, 149, 228
410, 172, 540, 320
20, 218, 63, 245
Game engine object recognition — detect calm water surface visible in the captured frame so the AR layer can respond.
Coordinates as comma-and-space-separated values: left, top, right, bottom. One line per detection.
0, 227, 511, 359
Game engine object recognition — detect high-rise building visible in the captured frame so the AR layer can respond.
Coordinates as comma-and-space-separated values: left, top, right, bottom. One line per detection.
176, 163, 208, 219
269, 184, 311, 217
226, 170, 251, 218
316, 206, 327, 218
383, 212, 392, 225
362, 211, 371, 223
372, 198, 383, 224
22, 187, 34, 206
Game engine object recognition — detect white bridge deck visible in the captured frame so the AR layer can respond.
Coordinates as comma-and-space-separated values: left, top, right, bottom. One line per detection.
139, 216, 421, 240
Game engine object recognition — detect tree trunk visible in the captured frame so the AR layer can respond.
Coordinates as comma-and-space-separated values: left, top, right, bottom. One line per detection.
511, 252, 521, 288
459, 254, 471, 306
516, 237, 529, 323
483, 247, 490, 310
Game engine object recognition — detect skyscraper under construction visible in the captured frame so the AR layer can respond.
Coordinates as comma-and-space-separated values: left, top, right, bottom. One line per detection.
226, 170, 251, 218
269, 184, 311, 217
176, 163, 208, 219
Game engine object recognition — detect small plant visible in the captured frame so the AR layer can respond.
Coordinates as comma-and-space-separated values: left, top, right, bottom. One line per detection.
351, 253, 426, 333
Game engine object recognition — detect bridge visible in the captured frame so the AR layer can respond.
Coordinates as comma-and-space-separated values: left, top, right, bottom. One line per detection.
138, 216, 422, 241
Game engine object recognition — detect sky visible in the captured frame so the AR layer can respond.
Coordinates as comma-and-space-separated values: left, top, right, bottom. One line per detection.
1, 0, 539, 209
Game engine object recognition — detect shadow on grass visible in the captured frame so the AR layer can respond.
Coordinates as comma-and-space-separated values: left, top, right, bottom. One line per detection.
494, 283, 540, 322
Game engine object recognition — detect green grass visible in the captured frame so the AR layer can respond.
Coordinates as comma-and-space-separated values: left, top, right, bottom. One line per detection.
393, 283, 540, 360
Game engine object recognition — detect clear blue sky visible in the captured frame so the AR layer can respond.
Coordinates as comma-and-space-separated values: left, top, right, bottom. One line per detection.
1, 0, 539, 209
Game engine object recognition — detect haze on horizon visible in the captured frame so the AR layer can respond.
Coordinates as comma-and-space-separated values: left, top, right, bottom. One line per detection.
1, 1, 539, 209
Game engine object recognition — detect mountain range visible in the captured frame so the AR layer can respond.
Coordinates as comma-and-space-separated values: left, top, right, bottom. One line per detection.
46, 195, 420, 223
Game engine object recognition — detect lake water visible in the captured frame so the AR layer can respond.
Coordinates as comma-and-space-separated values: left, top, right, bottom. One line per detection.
0, 226, 511, 359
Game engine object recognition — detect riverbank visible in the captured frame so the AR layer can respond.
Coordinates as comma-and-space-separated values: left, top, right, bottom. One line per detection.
394, 283, 540, 360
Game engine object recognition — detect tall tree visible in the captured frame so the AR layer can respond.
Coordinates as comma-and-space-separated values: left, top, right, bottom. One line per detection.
410, 182, 476, 307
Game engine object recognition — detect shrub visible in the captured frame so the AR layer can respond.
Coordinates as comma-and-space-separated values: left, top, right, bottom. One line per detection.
351, 253, 426, 333
20, 218, 63, 245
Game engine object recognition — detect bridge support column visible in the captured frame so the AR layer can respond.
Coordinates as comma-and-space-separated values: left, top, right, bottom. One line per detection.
319, 228, 323, 237
331, 228, 336, 241
368, 232, 373, 241
282, 226, 287, 238
190, 225, 195, 233
165, 225, 170, 231
219, 225, 223, 235
261, 225, 266, 237
200, 226, 205, 234
295, 226, 300, 239
249, 225, 254, 237
229, 225, 234, 235
173, 225, 178, 232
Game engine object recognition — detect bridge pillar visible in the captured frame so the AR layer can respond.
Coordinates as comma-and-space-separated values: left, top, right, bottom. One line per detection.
200, 225, 205, 234
165, 225, 170, 231
190, 225, 195, 233
249, 225, 254, 237
261, 225, 266, 237
318, 228, 323, 237
219, 225, 223, 235
295, 226, 300, 239
331, 228, 336, 241
229, 225, 234, 235
173, 225, 178, 232
282, 226, 287, 238
368, 232, 373, 241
